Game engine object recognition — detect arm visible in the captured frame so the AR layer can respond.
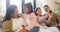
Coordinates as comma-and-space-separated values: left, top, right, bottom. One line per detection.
2, 21, 14, 32
45, 13, 53, 24
46, 17, 51, 24
56, 14, 60, 26
42, 15, 51, 25
27, 13, 39, 30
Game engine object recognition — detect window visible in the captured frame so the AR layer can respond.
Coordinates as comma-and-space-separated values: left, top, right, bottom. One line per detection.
0, 0, 6, 16
10, 0, 22, 13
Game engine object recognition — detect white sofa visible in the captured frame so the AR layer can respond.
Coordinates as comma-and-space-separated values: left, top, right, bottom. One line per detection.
0, 15, 4, 27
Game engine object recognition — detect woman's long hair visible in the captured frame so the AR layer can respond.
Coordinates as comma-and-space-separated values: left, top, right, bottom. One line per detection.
35, 7, 41, 16
23, 2, 33, 14
3, 5, 17, 22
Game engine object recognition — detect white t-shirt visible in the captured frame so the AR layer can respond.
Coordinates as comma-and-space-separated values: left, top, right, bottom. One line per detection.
11, 18, 23, 32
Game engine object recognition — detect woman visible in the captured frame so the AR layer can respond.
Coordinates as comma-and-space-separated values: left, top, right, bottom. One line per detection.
35, 7, 46, 26
2, 5, 23, 32
22, 3, 39, 32
35, 7, 59, 32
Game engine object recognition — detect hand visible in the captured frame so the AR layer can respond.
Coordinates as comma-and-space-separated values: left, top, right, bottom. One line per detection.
57, 23, 60, 26
58, 23, 60, 26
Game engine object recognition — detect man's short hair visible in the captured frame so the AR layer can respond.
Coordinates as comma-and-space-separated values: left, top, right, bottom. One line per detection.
44, 5, 49, 8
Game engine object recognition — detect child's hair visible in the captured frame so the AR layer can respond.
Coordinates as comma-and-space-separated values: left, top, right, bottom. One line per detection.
23, 2, 33, 14
22, 25, 25, 28
35, 7, 41, 16
48, 10, 52, 13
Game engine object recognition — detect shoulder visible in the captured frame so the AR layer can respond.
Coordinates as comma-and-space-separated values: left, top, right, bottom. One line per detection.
53, 13, 59, 17
31, 13, 35, 15
18, 13, 23, 18
30, 13, 36, 16
2, 20, 12, 27
2, 20, 13, 32
30, 13, 37, 19
3, 20, 12, 24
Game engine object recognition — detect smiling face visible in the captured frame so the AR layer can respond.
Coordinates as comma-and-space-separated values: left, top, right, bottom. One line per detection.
11, 8, 18, 18
24, 7, 29, 14
36, 9, 41, 16
44, 5, 50, 12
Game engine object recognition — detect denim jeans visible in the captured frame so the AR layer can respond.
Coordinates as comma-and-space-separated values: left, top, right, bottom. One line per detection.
28, 26, 39, 32
57, 26, 60, 30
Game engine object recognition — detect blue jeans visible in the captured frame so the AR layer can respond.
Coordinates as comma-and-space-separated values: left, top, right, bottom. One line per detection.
28, 26, 39, 32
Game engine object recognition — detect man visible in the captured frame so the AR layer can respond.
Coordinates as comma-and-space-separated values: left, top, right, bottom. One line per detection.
44, 5, 60, 30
